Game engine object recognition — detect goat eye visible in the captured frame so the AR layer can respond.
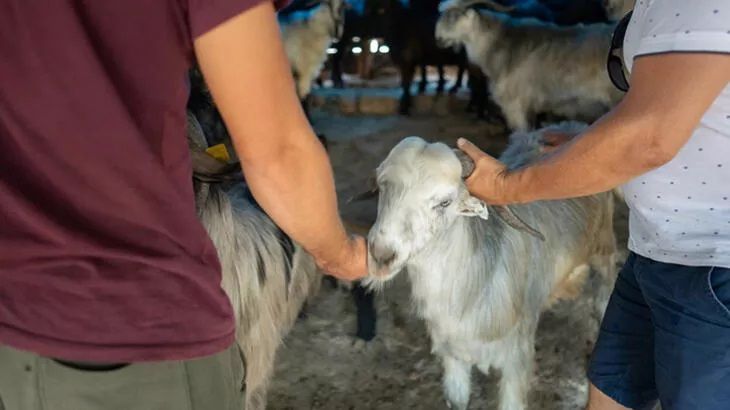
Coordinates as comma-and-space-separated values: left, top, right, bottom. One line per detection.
437, 199, 452, 208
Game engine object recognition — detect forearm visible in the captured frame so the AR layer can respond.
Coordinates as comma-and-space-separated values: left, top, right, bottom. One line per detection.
473, 53, 730, 205
501, 104, 668, 203
192, 2, 357, 274
238, 131, 351, 268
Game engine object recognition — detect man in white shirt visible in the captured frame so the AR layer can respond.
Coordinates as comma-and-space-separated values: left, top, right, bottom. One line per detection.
459, 1, 730, 409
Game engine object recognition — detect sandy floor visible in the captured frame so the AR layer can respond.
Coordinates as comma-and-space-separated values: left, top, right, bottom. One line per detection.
267, 110, 630, 410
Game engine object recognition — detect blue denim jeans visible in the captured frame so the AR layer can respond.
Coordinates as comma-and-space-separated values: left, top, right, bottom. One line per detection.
588, 252, 730, 410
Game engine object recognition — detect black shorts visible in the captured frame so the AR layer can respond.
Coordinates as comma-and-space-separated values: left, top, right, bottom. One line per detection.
588, 252, 730, 410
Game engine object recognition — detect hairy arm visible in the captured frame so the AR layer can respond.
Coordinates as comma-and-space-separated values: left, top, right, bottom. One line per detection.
193, 2, 366, 280
460, 53, 730, 204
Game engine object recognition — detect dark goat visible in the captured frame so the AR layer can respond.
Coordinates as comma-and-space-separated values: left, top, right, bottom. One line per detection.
331, 0, 385, 88
332, 0, 465, 97
386, 0, 466, 114
360, 0, 466, 115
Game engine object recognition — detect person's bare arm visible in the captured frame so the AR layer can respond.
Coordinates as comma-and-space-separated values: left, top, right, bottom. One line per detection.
193, 2, 366, 280
459, 53, 730, 205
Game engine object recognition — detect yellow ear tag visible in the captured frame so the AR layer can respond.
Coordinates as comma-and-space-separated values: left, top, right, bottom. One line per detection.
205, 144, 231, 162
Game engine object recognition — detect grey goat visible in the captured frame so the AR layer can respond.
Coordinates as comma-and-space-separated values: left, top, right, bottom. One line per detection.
364, 122, 617, 410
436, 0, 623, 131
188, 113, 321, 410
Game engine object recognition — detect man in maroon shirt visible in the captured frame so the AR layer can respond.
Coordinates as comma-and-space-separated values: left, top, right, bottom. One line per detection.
0, 0, 367, 408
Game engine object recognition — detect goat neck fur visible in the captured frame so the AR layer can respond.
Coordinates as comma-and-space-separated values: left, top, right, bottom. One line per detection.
279, 0, 345, 98
366, 122, 617, 410
436, 3, 623, 130
187, 113, 320, 410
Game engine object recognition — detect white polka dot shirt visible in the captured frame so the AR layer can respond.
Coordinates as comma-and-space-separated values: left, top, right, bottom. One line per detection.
621, 0, 730, 268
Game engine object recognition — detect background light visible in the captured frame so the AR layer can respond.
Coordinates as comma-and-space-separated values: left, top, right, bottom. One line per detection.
378, 45, 390, 54
326, 47, 338, 55
352, 46, 363, 54
369, 39, 379, 53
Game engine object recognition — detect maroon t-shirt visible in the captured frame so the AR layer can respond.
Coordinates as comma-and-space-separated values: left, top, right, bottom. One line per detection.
0, 0, 274, 362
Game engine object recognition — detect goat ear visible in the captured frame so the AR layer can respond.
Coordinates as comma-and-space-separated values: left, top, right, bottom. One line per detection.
458, 195, 490, 220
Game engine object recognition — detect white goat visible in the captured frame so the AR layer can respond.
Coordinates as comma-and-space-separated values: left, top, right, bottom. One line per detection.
188, 114, 321, 410
364, 122, 617, 410
436, 0, 623, 131
279, 0, 346, 98
603, 0, 634, 21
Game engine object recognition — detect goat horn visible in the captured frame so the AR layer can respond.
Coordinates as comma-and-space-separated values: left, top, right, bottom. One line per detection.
453, 149, 476, 179
492, 206, 546, 241
452, 149, 545, 241
186, 112, 209, 151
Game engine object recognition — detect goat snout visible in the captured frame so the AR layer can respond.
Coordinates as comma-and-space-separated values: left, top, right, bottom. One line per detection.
369, 242, 397, 267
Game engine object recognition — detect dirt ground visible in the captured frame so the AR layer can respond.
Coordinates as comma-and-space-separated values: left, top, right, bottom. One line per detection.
267, 108, 630, 410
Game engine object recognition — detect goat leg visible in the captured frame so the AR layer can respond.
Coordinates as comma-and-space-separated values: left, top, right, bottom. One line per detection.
436, 64, 446, 94
442, 356, 471, 410
399, 63, 416, 115
418, 63, 428, 94
450, 57, 466, 94
352, 283, 377, 341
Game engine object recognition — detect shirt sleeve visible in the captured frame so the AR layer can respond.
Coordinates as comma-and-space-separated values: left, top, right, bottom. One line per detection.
635, 0, 730, 57
188, 0, 292, 39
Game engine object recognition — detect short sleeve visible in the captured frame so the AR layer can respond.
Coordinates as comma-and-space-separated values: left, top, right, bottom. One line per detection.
635, 0, 730, 57
188, 0, 292, 39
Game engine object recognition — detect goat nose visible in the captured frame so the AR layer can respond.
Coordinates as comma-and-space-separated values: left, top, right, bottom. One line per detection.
369, 242, 397, 267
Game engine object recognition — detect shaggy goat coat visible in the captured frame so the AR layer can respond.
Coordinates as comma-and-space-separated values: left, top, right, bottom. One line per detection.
188, 113, 321, 410
367, 122, 617, 410
436, 2, 624, 130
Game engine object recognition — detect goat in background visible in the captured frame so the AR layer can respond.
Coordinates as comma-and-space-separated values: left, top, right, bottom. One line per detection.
279, 0, 346, 114
436, 0, 623, 131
